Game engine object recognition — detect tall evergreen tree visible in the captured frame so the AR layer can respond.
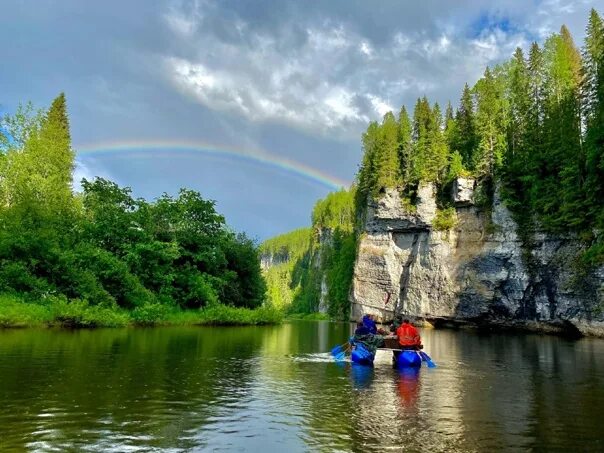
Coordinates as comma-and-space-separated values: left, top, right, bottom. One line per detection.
397, 106, 413, 184
375, 111, 401, 191
526, 42, 546, 181
583, 9, 604, 228
473, 67, 508, 177
507, 47, 531, 169
454, 83, 477, 169
355, 121, 380, 220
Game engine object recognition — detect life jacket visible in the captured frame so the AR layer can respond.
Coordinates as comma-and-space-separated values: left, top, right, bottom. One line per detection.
397, 323, 421, 346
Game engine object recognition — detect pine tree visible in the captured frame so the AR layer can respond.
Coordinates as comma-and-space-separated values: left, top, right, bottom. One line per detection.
536, 28, 584, 230
428, 102, 449, 182
397, 106, 413, 184
526, 42, 545, 181
454, 84, 477, 169
473, 67, 508, 177
375, 111, 401, 191
507, 47, 531, 169
444, 102, 456, 151
583, 9, 604, 228
582, 9, 604, 126
411, 97, 431, 181
355, 121, 380, 219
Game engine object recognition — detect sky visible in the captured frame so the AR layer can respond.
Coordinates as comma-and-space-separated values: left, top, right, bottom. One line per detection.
0, 0, 601, 241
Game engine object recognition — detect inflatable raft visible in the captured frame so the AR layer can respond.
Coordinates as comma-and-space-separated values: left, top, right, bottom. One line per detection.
350, 335, 429, 368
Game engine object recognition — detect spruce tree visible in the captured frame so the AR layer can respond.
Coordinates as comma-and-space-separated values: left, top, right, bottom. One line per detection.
473, 67, 507, 177
454, 84, 477, 169
397, 106, 413, 184
583, 9, 604, 229
536, 28, 584, 230
507, 47, 531, 169
375, 111, 401, 191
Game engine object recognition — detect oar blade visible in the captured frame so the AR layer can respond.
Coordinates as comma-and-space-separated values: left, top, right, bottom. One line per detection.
331, 345, 344, 356
420, 351, 437, 368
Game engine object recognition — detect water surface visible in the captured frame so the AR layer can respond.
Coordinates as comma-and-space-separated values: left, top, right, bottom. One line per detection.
1, 322, 603, 451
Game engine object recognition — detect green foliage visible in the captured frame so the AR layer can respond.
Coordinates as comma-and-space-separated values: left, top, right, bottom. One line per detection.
0, 294, 51, 327
473, 67, 508, 177
259, 228, 312, 259
352, 11, 604, 267
49, 297, 130, 328
130, 303, 170, 326
285, 312, 330, 321
453, 84, 478, 169
191, 304, 283, 326
433, 207, 458, 231
262, 188, 357, 319
312, 188, 355, 232
324, 230, 356, 320
0, 94, 269, 327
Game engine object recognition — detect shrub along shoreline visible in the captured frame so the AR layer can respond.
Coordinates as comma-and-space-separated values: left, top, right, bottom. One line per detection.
0, 294, 282, 328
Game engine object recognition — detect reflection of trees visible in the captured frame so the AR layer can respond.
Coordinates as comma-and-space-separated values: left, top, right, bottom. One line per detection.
0, 327, 264, 451
257, 321, 356, 451
2, 324, 602, 451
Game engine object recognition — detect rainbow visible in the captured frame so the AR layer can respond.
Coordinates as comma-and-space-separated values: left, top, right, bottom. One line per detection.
75, 140, 350, 190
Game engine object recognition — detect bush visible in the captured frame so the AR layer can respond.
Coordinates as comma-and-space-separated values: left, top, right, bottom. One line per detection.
196, 304, 283, 325
130, 303, 170, 326
49, 297, 129, 327
433, 207, 457, 231
0, 293, 51, 327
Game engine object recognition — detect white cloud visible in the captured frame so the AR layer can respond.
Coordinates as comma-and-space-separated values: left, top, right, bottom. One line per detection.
159, 0, 596, 139
72, 159, 116, 192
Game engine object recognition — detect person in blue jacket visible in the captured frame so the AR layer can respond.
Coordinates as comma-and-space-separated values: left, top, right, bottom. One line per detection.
362, 314, 378, 334
351, 316, 384, 354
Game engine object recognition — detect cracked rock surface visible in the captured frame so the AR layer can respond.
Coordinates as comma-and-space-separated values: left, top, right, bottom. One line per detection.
350, 180, 604, 337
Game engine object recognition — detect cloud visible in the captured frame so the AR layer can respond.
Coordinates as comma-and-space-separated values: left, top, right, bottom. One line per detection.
72, 158, 117, 192
159, 0, 552, 138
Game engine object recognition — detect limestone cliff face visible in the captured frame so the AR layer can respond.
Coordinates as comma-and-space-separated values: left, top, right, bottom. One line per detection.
350, 180, 604, 336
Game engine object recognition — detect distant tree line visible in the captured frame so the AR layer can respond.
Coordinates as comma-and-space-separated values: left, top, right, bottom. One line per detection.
0, 94, 267, 318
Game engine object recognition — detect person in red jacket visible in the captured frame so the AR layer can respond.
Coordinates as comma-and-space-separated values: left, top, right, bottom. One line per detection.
396, 319, 423, 350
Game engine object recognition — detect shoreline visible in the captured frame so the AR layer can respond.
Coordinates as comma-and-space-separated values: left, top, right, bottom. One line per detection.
0, 296, 283, 329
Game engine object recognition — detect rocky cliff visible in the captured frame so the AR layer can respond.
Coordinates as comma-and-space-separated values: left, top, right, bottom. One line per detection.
350, 179, 604, 337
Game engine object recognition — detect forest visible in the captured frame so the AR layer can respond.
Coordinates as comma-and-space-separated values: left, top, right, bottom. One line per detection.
263, 9, 604, 318
357, 10, 604, 255
0, 95, 277, 327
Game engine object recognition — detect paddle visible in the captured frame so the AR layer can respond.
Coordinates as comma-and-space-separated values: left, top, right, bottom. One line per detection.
330, 342, 350, 360
419, 351, 437, 368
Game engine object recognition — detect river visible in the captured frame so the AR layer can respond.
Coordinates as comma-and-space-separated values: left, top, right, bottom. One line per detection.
0, 321, 603, 451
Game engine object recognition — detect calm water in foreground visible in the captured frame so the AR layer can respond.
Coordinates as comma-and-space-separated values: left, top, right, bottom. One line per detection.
1, 321, 603, 452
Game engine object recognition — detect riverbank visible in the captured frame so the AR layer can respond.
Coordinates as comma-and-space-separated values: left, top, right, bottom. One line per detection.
0, 294, 283, 328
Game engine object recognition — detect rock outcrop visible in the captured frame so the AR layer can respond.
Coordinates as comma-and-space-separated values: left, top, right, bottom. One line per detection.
350, 180, 604, 337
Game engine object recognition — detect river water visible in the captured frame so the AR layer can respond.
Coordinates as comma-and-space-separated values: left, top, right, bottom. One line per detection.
0, 321, 603, 452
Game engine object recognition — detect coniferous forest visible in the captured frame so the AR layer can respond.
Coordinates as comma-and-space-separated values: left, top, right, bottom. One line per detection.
0, 95, 276, 327
263, 10, 604, 318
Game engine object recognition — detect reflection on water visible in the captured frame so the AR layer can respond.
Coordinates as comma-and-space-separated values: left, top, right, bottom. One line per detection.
0, 322, 603, 451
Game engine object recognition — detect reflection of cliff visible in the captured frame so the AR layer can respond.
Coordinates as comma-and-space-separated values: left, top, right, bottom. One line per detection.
351, 180, 604, 336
